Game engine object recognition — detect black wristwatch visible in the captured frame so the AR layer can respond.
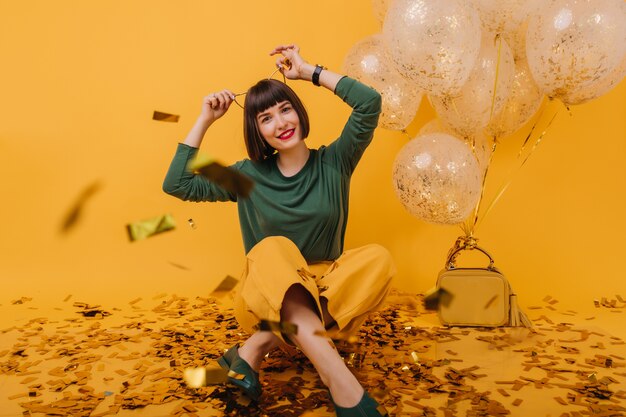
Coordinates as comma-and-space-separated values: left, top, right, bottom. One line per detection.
312, 64, 325, 86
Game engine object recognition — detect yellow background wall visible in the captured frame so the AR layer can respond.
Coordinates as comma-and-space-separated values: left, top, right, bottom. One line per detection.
1, 1, 625, 307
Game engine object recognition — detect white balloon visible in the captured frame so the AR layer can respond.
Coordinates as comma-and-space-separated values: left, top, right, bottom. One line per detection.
526, 0, 626, 104
382, 0, 482, 96
392, 132, 483, 225
471, 0, 541, 34
343, 34, 423, 130
430, 33, 515, 139
420, 119, 494, 174
560, 52, 626, 105
487, 58, 544, 138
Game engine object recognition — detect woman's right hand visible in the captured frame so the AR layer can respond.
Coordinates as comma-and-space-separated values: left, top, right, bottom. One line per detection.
200, 89, 236, 124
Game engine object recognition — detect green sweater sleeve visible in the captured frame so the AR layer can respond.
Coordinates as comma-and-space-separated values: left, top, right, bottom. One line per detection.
162, 143, 238, 202
327, 77, 382, 175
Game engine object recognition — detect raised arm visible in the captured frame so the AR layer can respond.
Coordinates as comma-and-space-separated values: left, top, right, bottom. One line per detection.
269, 44, 343, 93
163, 89, 241, 202
270, 44, 381, 175
183, 89, 236, 148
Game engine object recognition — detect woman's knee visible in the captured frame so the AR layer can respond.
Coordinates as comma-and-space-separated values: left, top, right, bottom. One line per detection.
363, 243, 396, 277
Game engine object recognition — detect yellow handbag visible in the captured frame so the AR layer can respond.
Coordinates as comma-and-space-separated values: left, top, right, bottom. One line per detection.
435, 239, 531, 328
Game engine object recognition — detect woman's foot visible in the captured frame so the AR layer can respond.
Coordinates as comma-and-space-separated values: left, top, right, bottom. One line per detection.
332, 391, 389, 417
217, 344, 262, 401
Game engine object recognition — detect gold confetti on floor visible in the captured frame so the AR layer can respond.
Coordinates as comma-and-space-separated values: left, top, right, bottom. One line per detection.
0, 290, 624, 416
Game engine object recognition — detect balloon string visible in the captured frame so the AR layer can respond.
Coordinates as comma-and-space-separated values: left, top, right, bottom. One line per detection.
488, 34, 502, 123
475, 101, 562, 230
517, 99, 550, 157
467, 138, 498, 235
465, 34, 503, 236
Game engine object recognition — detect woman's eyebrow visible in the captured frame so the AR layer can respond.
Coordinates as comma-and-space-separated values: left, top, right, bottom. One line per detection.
257, 102, 290, 118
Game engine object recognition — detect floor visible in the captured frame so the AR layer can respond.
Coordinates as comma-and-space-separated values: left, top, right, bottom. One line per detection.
0, 290, 624, 417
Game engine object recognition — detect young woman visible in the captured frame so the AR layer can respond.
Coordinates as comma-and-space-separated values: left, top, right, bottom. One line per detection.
163, 44, 395, 417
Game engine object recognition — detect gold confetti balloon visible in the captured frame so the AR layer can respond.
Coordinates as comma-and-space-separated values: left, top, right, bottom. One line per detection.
470, 0, 541, 34
419, 119, 493, 174
526, 0, 626, 105
382, 0, 481, 96
486, 58, 544, 138
343, 34, 423, 131
430, 33, 515, 140
559, 53, 626, 106
392, 133, 482, 225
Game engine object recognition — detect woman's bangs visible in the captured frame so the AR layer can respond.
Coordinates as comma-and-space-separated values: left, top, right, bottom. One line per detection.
246, 80, 290, 115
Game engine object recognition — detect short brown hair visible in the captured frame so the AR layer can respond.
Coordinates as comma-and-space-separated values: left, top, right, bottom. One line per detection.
243, 79, 309, 161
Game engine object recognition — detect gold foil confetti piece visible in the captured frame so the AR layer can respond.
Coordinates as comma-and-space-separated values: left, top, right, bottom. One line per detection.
59, 181, 102, 234
325, 328, 359, 343
423, 287, 453, 310
227, 370, 245, 381
188, 218, 197, 229
512, 398, 523, 406
594, 299, 600, 307
182, 368, 205, 388
258, 319, 298, 335
188, 153, 254, 197
183, 366, 230, 387
19, 377, 37, 385
126, 213, 176, 241
376, 405, 389, 416
129, 298, 142, 305
152, 110, 179, 123
152, 293, 167, 300
497, 388, 510, 397
63, 295, 72, 302
554, 397, 567, 405
168, 261, 190, 270
296, 267, 317, 280
211, 275, 239, 296
411, 351, 419, 364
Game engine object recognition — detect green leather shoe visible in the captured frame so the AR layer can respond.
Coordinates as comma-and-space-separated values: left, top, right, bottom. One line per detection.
217, 344, 262, 401
333, 391, 389, 417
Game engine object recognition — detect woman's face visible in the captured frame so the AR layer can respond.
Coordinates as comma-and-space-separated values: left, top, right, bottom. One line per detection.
256, 100, 302, 152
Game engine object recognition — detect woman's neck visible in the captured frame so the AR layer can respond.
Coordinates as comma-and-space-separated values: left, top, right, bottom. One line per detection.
276, 142, 310, 177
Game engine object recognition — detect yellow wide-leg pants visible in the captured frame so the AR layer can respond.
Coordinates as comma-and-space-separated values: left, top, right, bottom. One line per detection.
234, 236, 396, 342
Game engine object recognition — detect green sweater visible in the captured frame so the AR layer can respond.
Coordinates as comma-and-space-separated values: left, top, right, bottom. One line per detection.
163, 77, 381, 262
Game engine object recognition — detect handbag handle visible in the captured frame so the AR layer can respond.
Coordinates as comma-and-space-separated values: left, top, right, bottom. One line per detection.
446, 244, 496, 271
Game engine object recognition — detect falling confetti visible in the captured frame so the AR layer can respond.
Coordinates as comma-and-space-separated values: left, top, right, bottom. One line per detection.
152, 110, 179, 122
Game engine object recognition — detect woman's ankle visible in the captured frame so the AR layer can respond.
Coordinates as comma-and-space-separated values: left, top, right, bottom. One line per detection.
238, 337, 281, 371
325, 371, 364, 408
236, 343, 262, 371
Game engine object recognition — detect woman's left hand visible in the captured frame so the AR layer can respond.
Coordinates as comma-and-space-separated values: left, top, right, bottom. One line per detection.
269, 44, 311, 81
